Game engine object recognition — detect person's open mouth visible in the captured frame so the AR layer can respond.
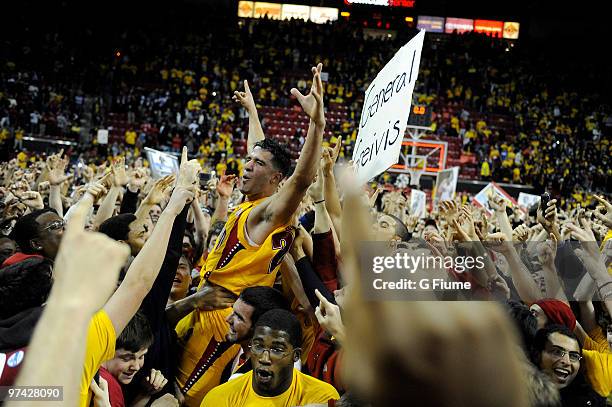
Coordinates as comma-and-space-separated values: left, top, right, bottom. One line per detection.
553, 368, 570, 382
122, 371, 136, 380
255, 368, 273, 384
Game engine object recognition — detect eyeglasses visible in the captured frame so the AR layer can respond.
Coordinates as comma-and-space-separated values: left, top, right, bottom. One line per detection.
248, 342, 293, 360
546, 346, 582, 363
42, 220, 65, 232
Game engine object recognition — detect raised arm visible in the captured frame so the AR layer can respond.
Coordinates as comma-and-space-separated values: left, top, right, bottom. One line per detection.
489, 195, 513, 241
233, 79, 265, 154
321, 144, 343, 240
538, 234, 567, 301
488, 232, 543, 304
210, 173, 236, 225
451, 208, 495, 287
568, 219, 612, 315
103, 149, 198, 335
64, 181, 108, 224
538, 198, 561, 242
191, 190, 211, 250
47, 151, 71, 218
92, 163, 122, 229
247, 64, 326, 243
309, 162, 341, 260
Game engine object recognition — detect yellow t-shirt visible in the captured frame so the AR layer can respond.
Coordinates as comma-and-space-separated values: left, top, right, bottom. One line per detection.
17, 151, 28, 169
201, 369, 339, 407
583, 327, 610, 354
125, 130, 137, 146
583, 349, 612, 397
480, 161, 490, 177
215, 162, 227, 176
582, 327, 612, 397
79, 310, 116, 406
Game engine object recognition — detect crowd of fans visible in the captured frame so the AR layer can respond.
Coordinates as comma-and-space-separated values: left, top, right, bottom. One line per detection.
1, 5, 612, 407
2, 14, 610, 205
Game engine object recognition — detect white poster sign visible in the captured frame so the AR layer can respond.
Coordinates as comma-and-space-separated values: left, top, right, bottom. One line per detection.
352, 30, 425, 184
433, 166, 459, 204
518, 192, 540, 212
472, 182, 516, 216
97, 129, 108, 145
144, 147, 179, 179
410, 189, 427, 218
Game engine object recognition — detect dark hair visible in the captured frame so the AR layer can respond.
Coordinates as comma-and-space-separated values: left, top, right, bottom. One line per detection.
239, 286, 289, 326
529, 324, 581, 366
182, 230, 198, 263
179, 254, 193, 270
182, 229, 196, 249
253, 138, 292, 178
206, 220, 225, 249
0, 257, 54, 318
424, 218, 438, 229
255, 309, 302, 348
98, 214, 137, 242
337, 392, 373, 407
388, 213, 410, 242
116, 311, 154, 353
507, 300, 538, 351
10, 208, 56, 253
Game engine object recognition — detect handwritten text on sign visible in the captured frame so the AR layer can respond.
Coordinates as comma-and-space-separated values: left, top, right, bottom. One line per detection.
352, 30, 425, 184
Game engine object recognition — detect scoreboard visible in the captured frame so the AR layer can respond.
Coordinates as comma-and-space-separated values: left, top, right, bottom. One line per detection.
344, 0, 415, 7
407, 105, 432, 127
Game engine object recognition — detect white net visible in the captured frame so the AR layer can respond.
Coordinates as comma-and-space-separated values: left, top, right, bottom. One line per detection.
407, 157, 426, 186
408, 167, 424, 186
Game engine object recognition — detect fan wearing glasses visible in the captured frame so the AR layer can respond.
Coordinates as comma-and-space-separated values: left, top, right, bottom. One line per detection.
530, 325, 605, 406
9, 208, 65, 261
202, 309, 339, 406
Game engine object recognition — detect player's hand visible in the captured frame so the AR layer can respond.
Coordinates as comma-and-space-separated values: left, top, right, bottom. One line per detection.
232, 80, 257, 113
291, 64, 325, 127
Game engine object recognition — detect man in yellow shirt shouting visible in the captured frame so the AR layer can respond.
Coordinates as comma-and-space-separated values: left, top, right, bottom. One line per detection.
201, 309, 339, 406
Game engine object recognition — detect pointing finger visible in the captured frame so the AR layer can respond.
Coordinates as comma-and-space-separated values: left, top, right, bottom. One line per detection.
181, 146, 188, 166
